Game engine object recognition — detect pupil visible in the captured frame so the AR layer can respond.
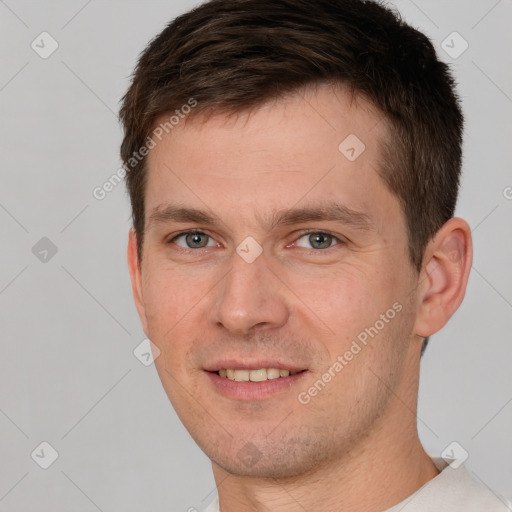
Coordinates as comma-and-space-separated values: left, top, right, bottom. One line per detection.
312, 233, 330, 249
188, 233, 205, 247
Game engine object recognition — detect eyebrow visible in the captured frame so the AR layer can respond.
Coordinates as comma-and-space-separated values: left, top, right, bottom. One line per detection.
147, 201, 374, 232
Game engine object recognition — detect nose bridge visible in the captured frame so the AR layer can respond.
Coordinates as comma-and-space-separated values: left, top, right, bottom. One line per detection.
212, 246, 288, 335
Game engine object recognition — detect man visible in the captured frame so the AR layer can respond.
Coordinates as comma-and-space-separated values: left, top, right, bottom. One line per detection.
119, 0, 509, 510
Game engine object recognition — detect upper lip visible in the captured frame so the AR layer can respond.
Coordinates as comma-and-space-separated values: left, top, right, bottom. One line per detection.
204, 359, 307, 373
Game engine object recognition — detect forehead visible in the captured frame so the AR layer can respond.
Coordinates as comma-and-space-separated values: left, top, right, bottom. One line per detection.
143, 84, 400, 234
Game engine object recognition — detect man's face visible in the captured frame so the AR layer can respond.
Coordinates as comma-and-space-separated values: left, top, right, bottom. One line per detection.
130, 84, 423, 478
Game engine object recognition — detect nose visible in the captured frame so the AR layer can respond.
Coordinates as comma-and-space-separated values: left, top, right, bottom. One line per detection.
211, 247, 290, 336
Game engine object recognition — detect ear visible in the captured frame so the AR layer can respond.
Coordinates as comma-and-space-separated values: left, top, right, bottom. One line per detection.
414, 217, 473, 338
127, 229, 149, 335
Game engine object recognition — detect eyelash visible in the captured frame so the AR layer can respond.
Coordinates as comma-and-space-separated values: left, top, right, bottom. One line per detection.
167, 229, 344, 251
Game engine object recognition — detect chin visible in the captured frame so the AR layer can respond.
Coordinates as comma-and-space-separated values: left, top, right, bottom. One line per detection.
208, 436, 334, 480
215, 456, 305, 479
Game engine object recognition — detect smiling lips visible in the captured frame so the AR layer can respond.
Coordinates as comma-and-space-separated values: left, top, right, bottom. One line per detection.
217, 368, 300, 382
206, 364, 309, 400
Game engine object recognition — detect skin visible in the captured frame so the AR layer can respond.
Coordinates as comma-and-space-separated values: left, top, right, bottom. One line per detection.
128, 83, 473, 511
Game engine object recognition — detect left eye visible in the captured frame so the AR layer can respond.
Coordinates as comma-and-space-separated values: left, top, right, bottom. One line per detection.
295, 232, 341, 250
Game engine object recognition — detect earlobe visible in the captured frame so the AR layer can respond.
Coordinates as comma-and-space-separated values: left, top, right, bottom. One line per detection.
127, 229, 149, 334
414, 218, 473, 338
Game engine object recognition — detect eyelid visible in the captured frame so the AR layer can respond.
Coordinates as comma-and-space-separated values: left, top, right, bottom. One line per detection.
167, 229, 215, 240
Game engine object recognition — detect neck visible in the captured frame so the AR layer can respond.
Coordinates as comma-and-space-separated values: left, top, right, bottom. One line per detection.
213, 429, 438, 512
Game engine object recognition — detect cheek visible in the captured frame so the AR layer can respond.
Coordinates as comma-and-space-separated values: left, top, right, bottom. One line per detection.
141, 262, 210, 347
297, 263, 413, 381
142, 267, 207, 398
292, 265, 388, 337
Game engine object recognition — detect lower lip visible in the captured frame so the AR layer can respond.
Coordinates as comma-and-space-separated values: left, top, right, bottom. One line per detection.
206, 371, 309, 401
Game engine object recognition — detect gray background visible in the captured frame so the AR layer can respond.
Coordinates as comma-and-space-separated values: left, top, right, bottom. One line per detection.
0, 0, 511, 510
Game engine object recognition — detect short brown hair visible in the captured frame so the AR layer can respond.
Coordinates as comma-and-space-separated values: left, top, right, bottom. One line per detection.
119, 0, 463, 271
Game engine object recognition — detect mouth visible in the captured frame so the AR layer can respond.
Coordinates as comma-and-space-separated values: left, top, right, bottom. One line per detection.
204, 362, 309, 400
215, 368, 305, 382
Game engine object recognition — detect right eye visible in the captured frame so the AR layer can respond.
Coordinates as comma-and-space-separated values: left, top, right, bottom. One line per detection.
169, 230, 218, 249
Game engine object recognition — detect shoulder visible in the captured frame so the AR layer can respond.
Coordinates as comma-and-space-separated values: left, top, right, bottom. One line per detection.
388, 457, 511, 512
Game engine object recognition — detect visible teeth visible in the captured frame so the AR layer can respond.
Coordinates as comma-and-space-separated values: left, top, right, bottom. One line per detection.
234, 369, 250, 382
249, 368, 267, 382
267, 368, 281, 380
217, 368, 300, 381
